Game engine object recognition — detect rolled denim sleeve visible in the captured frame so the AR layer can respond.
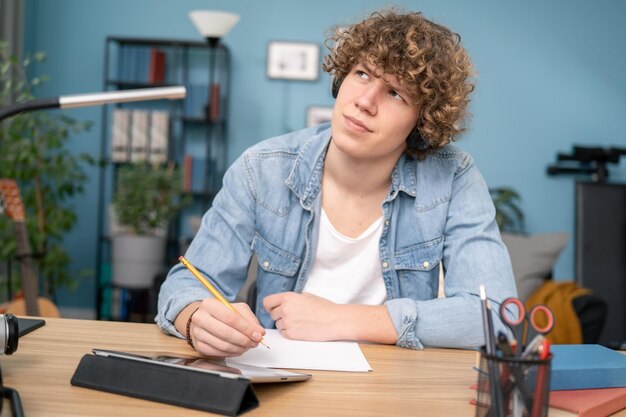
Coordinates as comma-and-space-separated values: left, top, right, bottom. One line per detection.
385, 298, 421, 348
156, 154, 257, 337
387, 156, 516, 350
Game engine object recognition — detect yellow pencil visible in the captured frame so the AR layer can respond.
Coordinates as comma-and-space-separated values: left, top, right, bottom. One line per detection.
179, 255, 269, 349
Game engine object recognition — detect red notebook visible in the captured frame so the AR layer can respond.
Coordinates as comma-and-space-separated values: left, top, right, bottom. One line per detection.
550, 387, 626, 417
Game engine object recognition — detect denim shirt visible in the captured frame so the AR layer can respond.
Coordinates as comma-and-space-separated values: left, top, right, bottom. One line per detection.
156, 123, 517, 349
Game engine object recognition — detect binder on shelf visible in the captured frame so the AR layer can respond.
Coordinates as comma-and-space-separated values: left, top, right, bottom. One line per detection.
111, 108, 130, 162
71, 353, 259, 416
149, 111, 169, 163
130, 109, 149, 162
550, 344, 626, 390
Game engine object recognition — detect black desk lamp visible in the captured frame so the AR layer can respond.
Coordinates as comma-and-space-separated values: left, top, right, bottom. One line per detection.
0, 85, 186, 122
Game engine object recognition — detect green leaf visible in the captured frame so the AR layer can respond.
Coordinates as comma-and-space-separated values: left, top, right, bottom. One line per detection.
489, 187, 525, 233
32, 51, 47, 62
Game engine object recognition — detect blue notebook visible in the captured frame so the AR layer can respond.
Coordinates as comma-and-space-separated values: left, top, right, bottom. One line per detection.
550, 344, 626, 390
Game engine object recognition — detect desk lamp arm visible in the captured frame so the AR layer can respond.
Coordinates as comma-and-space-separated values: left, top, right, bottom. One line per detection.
0, 86, 186, 122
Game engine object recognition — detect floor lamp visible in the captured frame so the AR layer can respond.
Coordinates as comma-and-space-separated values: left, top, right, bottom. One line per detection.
188, 10, 239, 199
189, 10, 239, 121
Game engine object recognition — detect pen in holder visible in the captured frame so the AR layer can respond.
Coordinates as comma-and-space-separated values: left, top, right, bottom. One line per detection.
475, 294, 555, 417
475, 348, 552, 417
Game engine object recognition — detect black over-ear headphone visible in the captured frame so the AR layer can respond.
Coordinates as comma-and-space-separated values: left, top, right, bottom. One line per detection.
331, 77, 342, 99
0, 313, 19, 355
331, 76, 429, 152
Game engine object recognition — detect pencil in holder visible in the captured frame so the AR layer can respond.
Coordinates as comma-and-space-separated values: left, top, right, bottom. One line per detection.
475, 348, 552, 417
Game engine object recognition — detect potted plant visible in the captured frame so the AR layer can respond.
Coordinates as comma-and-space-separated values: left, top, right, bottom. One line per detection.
489, 187, 525, 233
110, 161, 189, 289
0, 42, 94, 297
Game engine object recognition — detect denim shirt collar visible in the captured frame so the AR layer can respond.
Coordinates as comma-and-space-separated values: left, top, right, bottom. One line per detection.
284, 126, 331, 210
285, 123, 419, 206
389, 155, 418, 200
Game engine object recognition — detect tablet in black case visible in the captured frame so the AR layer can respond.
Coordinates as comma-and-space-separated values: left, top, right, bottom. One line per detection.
71, 353, 259, 416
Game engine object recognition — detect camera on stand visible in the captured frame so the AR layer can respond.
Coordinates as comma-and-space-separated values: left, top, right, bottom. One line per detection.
547, 146, 626, 183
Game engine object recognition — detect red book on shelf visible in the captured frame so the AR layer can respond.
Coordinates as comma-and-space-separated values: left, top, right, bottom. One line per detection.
209, 83, 220, 122
549, 387, 626, 417
183, 155, 192, 193
148, 48, 166, 84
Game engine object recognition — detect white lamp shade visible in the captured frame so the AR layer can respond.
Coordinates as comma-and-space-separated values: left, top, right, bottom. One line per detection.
189, 10, 240, 39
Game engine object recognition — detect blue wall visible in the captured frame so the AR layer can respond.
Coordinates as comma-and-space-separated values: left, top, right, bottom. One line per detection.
23, 0, 626, 313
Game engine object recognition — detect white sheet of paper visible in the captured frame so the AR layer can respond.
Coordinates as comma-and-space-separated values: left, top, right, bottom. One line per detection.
226, 329, 372, 372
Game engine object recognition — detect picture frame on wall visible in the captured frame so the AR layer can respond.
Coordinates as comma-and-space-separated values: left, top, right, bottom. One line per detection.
306, 106, 333, 127
267, 41, 320, 81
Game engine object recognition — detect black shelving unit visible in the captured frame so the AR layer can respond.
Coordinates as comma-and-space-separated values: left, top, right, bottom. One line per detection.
95, 36, 230, 320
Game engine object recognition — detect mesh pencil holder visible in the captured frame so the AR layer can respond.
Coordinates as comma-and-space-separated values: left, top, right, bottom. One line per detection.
475, 348, 552, 417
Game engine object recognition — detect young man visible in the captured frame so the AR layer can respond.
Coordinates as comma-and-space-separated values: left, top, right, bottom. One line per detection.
156, 9, 516, 357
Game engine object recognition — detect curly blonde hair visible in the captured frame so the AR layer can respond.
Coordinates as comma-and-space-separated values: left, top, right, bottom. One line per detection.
323, 9, 475, 157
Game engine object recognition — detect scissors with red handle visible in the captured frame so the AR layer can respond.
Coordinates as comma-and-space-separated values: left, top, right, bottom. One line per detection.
499, 297, 554, 357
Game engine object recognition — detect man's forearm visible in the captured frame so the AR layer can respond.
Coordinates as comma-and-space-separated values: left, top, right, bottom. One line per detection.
335, 304, 398, 344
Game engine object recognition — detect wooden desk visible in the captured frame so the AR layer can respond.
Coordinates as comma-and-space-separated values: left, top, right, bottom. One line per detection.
1, 318, 622, 417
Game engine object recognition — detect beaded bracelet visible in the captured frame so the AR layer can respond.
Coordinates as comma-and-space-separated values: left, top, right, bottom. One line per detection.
185, 306, 200, 350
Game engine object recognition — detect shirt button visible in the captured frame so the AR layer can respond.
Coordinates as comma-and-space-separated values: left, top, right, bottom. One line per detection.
263, 261, 270, 268
422, 261, 430, 268
384, 219, 389, 226
382, 261, 389, 269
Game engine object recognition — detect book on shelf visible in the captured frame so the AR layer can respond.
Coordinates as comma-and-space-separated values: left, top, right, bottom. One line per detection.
181, 156, 212, 193
183, 155, 192, 193
111, 108, 131, 162
550, 344, 626, 391
130, 110, 149, 162
119, 45, 143, 83
166, 51, 183, 84
184, 85, 209, 119
191, 157, 208, 193
108, 287, 128, 321
117, 45, 129, 82
125, 46, 135, 82
135, 46, 151, 83
148, 48, 166, 84
549, 386, 626, 417
117, 45, 166, 84
209, 83, 220, 122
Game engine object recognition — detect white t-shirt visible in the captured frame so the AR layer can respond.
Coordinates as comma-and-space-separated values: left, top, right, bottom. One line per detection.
302, 209, 387, 305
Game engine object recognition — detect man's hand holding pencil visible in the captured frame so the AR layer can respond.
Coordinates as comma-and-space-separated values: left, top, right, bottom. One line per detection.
178, 256, 268, 357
